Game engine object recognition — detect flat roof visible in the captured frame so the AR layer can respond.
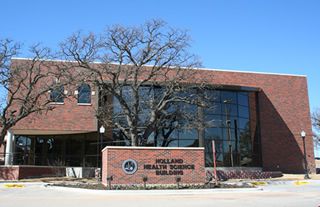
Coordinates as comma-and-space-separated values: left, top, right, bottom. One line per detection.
194, 67, 306, 77
11, 57, 306, 77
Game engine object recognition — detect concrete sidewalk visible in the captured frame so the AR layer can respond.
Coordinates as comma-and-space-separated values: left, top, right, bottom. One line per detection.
1, 179, 320, 195
0, 180, 319, 207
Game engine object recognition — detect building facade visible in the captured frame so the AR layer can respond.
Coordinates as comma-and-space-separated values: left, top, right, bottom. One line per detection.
1, 58, 316, 174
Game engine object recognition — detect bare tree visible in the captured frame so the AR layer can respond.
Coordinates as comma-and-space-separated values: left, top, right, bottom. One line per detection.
312, 108, 320, 153
0, 39, 72, 146
60, 20, 215, 146
313, 108, 320, 129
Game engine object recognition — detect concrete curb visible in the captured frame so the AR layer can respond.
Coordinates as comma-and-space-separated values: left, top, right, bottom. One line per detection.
1, 182, 47, 186
264, 180, 320, 185
228, 180, 320, 186
44, 184, 264, 195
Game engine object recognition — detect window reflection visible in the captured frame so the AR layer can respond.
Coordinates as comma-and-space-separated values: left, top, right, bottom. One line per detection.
14, 136, 32, 165
204, 115, 223, 128
238, 105, 249, 118
238, 118, 250, 129
238, 92, 249, 106
111, 87, 260, 168
204, 103, 222, 115
222, 103, 238, 117
179, 139, 198, 147
50, 85, 64, 103
205, 128, 223, 140
14, 133, 102, 167
78, 84, 91, 104
221, 91, 237, 104
204, 90, 221, 103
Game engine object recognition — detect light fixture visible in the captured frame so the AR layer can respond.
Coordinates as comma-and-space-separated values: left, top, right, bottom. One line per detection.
99, 126, 105, 134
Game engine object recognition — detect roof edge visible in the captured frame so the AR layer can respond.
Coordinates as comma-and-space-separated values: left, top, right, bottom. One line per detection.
195, 67, 306, 77
11, 57, 307, 78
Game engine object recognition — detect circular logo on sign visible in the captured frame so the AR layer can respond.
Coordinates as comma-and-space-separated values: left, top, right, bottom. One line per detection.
122, 159, 138, 174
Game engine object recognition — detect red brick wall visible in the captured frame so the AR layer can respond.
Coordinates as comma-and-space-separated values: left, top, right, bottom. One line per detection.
0, 166, 65, 180
10, 59, 98, 133
18, 166, 65, 179
12, 96, 98, 132
10, 59, 315, 174
0, 166, 19, 180
102, 147, 205, 185
201, 70, 315, 173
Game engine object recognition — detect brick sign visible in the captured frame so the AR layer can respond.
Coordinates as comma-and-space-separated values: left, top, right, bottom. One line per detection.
102, 146, 205, 186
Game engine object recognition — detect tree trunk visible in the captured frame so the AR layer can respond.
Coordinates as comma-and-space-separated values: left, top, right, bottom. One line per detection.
131, 132, 138, 146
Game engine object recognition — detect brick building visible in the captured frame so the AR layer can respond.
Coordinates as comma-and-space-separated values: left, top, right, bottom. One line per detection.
1, 58, 316, 175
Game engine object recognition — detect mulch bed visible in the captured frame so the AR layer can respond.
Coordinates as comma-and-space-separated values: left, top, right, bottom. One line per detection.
48, 182, 254, 190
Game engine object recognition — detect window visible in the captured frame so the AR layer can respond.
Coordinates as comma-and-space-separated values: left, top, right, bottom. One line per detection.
238, 118, 250, 129
238, 105, 250, 118
222, 103, 238, 117
221, 91, 237, 104
14, 136, 32, 165
205, 128, 223, 140
204, 114, 223, 128
109, 86, 261, 168
50, 85, 64, 103
204, 89, 221, 102
204, 103, 222, 115
78, 84, 91, 104
238, 92, 249, 106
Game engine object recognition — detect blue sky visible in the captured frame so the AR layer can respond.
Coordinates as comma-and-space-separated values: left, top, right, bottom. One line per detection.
1, 0, 319, 109
1, 0, 319, 153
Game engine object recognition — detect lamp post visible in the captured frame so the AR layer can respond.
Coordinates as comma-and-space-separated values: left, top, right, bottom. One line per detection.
95, 126, 105, 181
96, 126, 105, 168
301, 130, 310, 179
99, 126, 105, 157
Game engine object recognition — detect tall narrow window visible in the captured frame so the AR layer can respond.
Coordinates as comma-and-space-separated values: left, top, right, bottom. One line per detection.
50, 85, 64, 103
78, 84, 91, 104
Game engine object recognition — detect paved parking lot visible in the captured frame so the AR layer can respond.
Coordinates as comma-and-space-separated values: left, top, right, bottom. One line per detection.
0, 181, 319, 207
